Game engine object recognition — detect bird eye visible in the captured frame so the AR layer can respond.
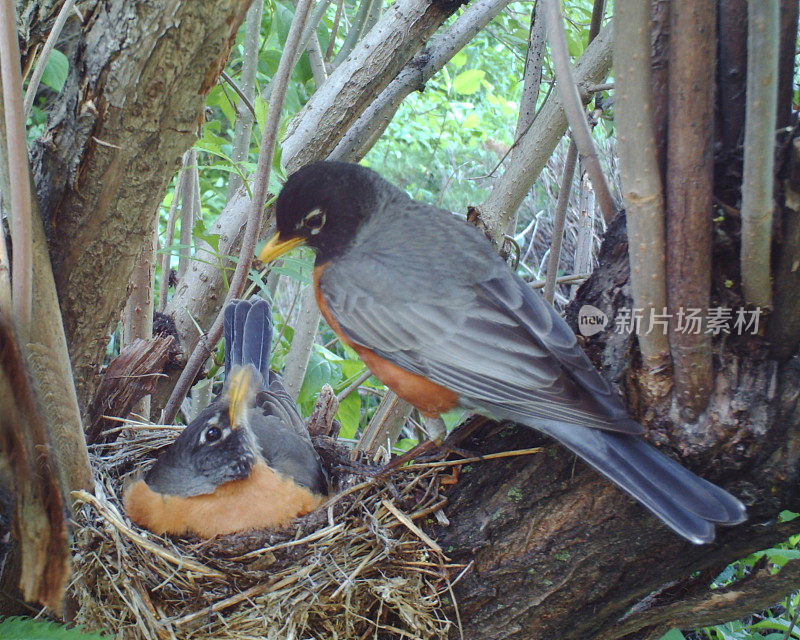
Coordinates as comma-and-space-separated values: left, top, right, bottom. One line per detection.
205, 426, 222, 443
302, 209, 326, 234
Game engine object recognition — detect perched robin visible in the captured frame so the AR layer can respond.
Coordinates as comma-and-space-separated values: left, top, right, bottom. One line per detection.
124, 299, 328, 537
259, 161, 747, 544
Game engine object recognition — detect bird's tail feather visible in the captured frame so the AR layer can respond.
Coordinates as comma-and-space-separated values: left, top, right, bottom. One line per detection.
224, 299, 272, 389
537, 423, 747, 543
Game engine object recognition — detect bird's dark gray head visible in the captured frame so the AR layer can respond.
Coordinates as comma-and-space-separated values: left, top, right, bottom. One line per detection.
143, 366, 262, 497
265, 161, 388, 263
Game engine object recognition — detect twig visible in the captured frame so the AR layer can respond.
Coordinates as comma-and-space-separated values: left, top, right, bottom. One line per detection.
226, 0, 263, 201
740, 0, 779, 307
326, 0, 345, 61
176, 149, 197, 280
161, 0, 316, 424
782, 605, 800, 640
23, 0, 75, 118
381, 500, 443, 553
337, 368, 373, 402
542, 0, 617, 224
220, 70, 257, 120
400, 447, 544, 470
0, 0, 33, 338
158, 179, 181, 312
544, 138, 578, 304
532, 272, 589, 290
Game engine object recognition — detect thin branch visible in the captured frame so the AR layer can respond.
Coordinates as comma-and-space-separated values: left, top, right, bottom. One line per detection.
513, 1, 545, 145
0, 75, 11, 312
337, 368, 372, 402
297, 0, 334, 62
326, 0, 345, 61
479, 22, 613, 243
23, 0, 75, 118
226, 0, 263, 200
542, 0, 617, 225
331, 0, 515, 161
161, 0, 315, 424
614, 0, 669, 366
177, 149, 197, 280
282, 286, 322, 400
0, 0, 33, 339
158, 181, 181, 312
740, 0, 779, 308
332, 0, 376, 68
544, 139, 578, 304
220, 70, 257, 120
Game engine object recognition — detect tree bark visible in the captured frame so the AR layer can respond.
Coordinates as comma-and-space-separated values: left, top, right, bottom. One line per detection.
615, 0, 669, 369
439, 216, 800, 640
664, 0, 716, 418
30, 0, 251, 408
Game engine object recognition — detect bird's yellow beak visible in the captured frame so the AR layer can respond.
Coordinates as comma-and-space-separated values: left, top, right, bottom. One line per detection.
258, 233, 305, 262
227, 367, 253, 428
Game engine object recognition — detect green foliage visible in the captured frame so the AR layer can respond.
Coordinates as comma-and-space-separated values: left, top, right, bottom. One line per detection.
41, 49, 69, 92
657, 519, 800, 640
0, 617, 106, 640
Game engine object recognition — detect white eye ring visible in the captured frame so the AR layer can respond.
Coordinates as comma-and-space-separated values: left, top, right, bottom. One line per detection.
303, 209, 326, 235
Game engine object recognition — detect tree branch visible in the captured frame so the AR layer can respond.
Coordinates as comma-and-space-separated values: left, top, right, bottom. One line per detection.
177, 149, 197, 280
282, 0, 466, 171
22, 0, 75, 118
665, 0, 716, 418
614, 0, 669, 367
479, 22, 613, 243
0, 0, 33, 339
740, 0, 779, 308
544, 139, 578, 304
331, 0, 514, 161
161, 0, 316, 424
282, 286, 322, 400
542, 0, 617, 225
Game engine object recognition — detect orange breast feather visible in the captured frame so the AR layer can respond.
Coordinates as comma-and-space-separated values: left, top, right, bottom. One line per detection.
123, 460, 324, 537
313, 265, 458, 417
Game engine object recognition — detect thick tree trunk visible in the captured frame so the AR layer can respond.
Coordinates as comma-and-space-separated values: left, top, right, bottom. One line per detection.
29, 0, 251, 408
438, 216, 800, 640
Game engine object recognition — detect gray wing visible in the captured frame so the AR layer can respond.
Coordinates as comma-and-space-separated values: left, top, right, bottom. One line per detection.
252, 372, 329, 495
320, 257, 641, 434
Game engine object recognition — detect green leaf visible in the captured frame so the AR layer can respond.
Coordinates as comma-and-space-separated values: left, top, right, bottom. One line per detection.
336, 392, 361, 439
395, 437, 419, 452
40, 49, 69, 92
450, 50, 467, 68
452, 69, 486, 96
193, 218, 220, 253
657, 630, 686, 640
0, 616, 107, 639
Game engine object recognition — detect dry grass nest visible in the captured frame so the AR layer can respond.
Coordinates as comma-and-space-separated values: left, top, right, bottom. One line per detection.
69, 421, 470, 640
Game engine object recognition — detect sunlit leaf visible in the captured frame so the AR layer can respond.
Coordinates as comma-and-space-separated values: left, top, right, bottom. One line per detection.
452, 69, 486, 96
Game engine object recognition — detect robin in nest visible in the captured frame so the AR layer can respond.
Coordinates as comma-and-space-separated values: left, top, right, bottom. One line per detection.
124, 299, 328, 537
258, 161, 747, 544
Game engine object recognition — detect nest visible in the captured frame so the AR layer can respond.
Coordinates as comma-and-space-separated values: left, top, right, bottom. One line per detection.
70, 422, 466, 640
